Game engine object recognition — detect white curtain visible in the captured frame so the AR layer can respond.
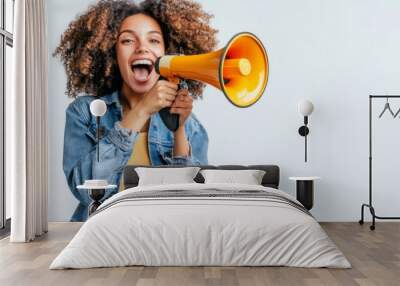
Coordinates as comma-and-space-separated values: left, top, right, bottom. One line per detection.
8, 0, 48, 242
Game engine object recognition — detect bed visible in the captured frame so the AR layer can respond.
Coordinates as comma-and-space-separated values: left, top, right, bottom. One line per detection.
50, 165, 351, 269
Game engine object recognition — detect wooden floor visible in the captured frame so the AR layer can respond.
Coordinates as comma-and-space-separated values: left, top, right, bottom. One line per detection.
0, 222, 399, 286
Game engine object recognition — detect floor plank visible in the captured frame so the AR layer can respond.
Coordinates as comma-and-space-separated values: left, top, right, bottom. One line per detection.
0, 222, 399, 286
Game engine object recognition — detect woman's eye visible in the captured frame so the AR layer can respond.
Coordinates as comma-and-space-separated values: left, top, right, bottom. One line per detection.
150, 39, 161, 44
121, 39, 134, 45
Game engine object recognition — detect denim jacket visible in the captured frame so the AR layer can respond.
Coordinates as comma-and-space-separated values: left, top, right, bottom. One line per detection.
63, 90, 208, 221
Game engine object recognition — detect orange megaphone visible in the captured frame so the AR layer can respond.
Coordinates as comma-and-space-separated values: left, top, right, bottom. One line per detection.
155, 32, 269, 108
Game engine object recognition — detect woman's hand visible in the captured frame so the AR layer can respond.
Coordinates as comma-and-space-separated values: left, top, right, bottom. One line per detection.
171, 88, 193, 157
140, 80, 179, 116
170, 88, 193, 127
120, 80, 178, 132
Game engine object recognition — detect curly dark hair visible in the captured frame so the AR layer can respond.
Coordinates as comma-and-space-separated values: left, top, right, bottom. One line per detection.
54, 0, 218, 98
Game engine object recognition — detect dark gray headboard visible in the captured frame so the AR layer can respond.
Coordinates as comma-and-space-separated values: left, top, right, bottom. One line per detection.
123, 165, 280, 189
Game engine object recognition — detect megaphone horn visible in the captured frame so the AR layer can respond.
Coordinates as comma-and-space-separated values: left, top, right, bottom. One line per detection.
155, 32, 269, 108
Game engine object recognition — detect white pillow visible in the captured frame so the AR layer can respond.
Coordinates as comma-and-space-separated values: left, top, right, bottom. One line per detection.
135, 167, 201, 186
200, 169, 266, 185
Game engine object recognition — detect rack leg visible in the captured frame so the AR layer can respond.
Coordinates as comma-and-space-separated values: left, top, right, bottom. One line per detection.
369, 206, 376, 231
359, 204, 366, 225
359, 203, 376, 231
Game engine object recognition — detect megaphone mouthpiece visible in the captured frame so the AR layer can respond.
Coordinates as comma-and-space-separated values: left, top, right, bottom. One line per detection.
223, 58, 251, 77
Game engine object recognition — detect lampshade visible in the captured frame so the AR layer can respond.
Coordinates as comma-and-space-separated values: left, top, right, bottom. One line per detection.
90, 99, 107, 117
298, 100, 314, 116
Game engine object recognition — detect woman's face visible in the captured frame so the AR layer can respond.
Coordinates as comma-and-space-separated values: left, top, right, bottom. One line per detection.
116, 13, 165, 95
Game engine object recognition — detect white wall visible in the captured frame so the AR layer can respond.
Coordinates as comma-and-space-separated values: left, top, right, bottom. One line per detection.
47, 0, 400, 221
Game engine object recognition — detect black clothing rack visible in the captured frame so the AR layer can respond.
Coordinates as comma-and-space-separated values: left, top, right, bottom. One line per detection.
359, 95, 400, 230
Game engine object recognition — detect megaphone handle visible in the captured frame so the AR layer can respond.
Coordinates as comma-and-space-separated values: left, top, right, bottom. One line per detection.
158, 77, 181, 132
159, 107, 179, 132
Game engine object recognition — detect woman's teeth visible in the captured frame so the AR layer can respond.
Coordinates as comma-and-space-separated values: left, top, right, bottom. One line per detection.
132, 59, 152, 66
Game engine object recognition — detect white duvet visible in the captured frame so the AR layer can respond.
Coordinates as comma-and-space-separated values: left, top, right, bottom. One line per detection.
50, 183, 351, 269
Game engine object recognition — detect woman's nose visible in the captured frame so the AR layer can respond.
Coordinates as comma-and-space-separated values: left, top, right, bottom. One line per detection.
134, 42, 150, 54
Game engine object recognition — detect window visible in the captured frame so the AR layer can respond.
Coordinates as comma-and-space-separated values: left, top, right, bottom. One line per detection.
0, 0, 14, 235
5, 0, 13, 34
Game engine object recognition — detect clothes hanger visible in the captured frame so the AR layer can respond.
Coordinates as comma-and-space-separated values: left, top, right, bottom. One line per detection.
378, 97, 395, 118
394, 106, 400, 118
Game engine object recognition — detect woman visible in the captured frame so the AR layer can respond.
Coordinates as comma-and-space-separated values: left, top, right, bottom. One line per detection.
54, 0, 217, 221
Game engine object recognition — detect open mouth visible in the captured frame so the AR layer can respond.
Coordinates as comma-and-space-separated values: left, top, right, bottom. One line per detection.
130, 59, 154, 82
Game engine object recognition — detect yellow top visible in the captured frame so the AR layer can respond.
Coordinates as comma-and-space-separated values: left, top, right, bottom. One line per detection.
119, 132, 151, 192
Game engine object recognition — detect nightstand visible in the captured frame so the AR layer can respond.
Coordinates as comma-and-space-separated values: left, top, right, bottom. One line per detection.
77, 184, 117, 216
289, 177, 320, 210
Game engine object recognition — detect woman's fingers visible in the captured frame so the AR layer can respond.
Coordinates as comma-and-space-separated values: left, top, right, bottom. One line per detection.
162, 87, 192, 109
157, 80, 178, 97
153, 80, 178, 97
169, 89, 193, 126
160, 99, 174, 108
158, 80, 178, 91
172, 91, 193, 107
171, 100, 193, 109
170, 107, 184, 114
148, 82, 192, 111
160, 92, 176, 102
170, 106, 192, 115
177, 88, 189, 96
170, 98, 193, 113
161, 85, 179, 95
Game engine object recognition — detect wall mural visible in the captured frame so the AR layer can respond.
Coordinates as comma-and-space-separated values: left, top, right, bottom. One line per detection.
54, 0, 269, 221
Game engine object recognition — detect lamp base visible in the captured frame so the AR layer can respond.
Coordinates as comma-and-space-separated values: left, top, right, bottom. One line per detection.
298, 126, 309, 136
88, 188, 106, 216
